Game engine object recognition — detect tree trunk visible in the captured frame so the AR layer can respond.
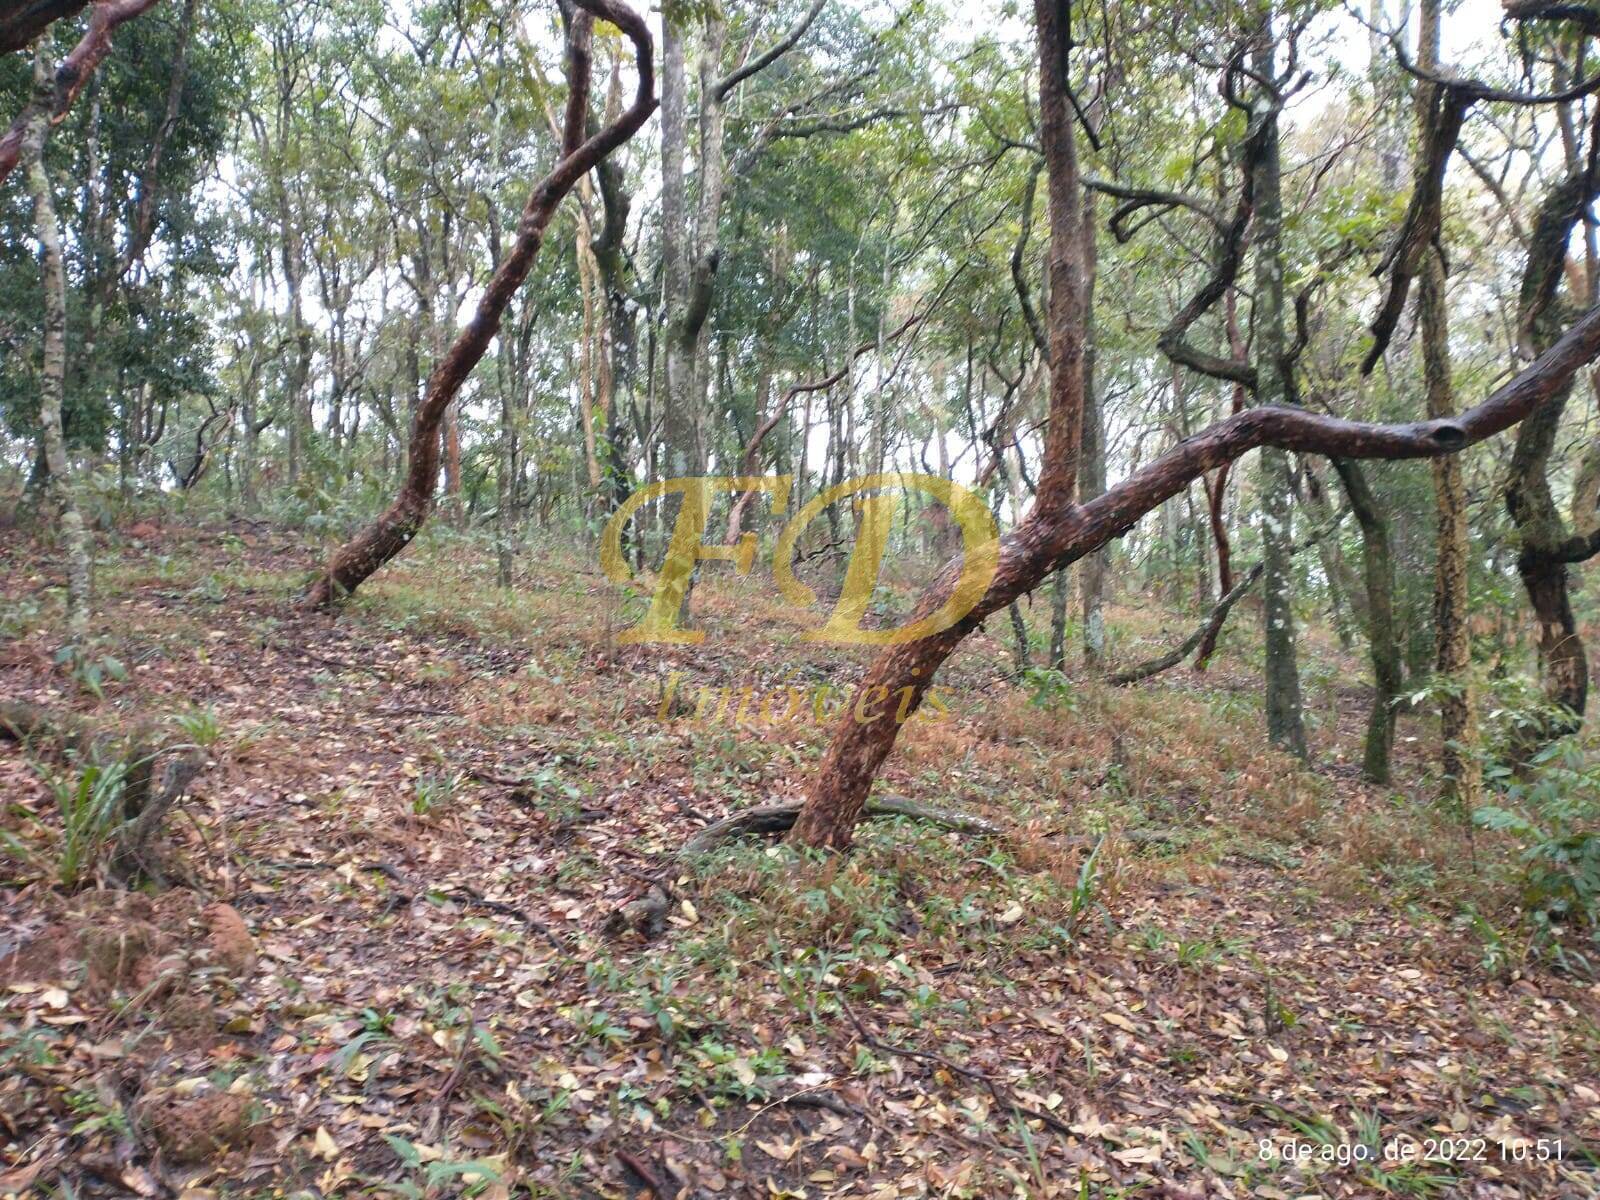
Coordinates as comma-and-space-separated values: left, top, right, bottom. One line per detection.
1049, 567, 1068, 670
1505, 162, 1600, 739
788, 0, 1087, 851
1008, 602, 1030, 671
23, 49, 90, 641
1252, 21, 1308, 760
659, 16, 696, 482
0, 0, 162, 184
1078, 191, 1106, 668
1194, 289, 1249, 669
1416, 0, 1482, 815
1333, 459, 1402, 783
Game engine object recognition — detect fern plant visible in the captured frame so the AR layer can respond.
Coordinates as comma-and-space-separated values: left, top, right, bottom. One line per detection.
1477, 740, 1600, 969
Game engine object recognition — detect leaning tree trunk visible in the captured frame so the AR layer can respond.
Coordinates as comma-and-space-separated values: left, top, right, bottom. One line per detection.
783, 0, 1600, 853
782, 300, 1600, 851
302, 0, 655, 609
789, 0, 1090, 851
22, 50, 90, 640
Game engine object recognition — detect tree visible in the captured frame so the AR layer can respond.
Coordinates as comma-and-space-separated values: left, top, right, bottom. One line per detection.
302, 0, 655, 609
20, 44, 89, 638
785, 0, 1600, 853
1414, 0, 1481, 814
0, 0, 162, 183
1249, 13, 1307, 760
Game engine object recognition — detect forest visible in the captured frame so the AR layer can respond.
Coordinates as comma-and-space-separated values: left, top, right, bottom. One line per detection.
2, 0, 1600, 1194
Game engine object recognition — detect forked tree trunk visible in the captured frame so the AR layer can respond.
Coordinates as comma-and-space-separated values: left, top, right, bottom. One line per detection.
784, 0, 1600, 853
22, 49, 91, 640
302, 0, 655, 609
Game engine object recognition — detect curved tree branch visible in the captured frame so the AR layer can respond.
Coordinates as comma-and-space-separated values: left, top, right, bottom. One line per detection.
714, 0, 827, 101
0, 0, 88, 54
304, 0, 656, 608
0, 0, 162, 185
1012, 158, 1048, 356
1362, 83, 1470, 372
1154, 111, 1269, 389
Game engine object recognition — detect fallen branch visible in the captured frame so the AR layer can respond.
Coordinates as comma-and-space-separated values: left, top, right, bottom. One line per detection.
1110, 564, 1264, 685
681, 796, 1004, 857
1109, 507, 1347, 686
615, 1149, 668, 1197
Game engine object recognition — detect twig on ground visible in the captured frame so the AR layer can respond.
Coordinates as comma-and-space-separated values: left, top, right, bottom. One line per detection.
839, 997, 1074, 1138
422, 1007, 475, 1142
615, 1149, 668, 1196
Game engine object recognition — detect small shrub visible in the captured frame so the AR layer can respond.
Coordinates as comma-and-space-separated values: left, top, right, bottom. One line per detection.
50, 758, 131, 889
411, 772, 459, 817
1476, 740, 1600, 969
171, 706, 224, 748
1020, 666, 1077, 712
54, 645, 127, 701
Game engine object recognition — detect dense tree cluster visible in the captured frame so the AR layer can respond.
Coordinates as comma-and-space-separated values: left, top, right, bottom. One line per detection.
7, 0, 1600, 848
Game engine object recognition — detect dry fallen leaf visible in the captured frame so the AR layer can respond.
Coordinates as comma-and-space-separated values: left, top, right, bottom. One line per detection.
312, 1126, 340, 1161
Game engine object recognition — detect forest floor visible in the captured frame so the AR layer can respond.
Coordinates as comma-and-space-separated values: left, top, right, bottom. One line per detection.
1, 515, 1598, 1200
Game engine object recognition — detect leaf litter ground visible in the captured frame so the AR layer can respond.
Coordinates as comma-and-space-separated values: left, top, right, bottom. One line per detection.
1, 522, 1596, 1199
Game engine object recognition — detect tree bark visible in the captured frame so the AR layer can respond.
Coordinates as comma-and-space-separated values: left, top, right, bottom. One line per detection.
1415, 0, 1482, 816
302, 0, 656, 608
1505, 138, 1600, 738
1251, 20, 1308, 761
0, 0, 89, 53
0, 0, 161, 184
1078, 190, 1107, 669
22, 48, 91, 641
786, 0, 1092, 851
1331, 459, 1402, 782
